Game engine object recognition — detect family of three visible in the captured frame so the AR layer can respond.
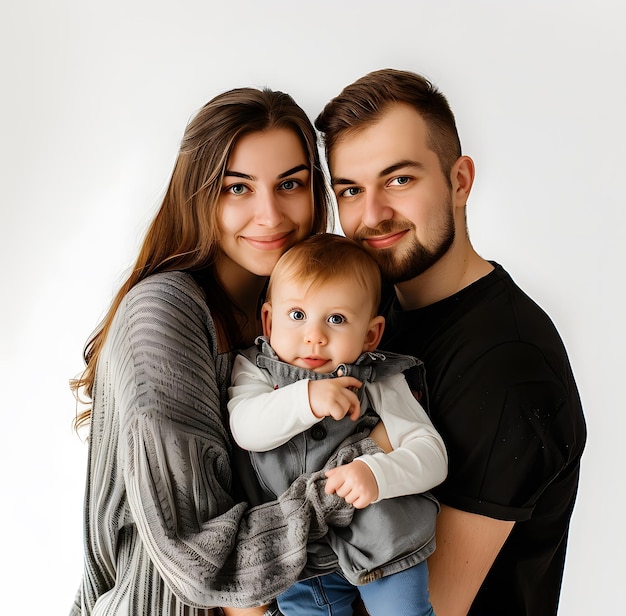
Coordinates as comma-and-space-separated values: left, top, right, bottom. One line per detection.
70, 69, 586, 616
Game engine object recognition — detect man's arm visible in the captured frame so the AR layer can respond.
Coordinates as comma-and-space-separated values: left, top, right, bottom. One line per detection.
428, 505, 514, 615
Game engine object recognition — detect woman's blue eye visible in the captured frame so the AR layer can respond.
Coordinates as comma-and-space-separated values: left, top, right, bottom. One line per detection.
288, 309, 306, 321
280, 179, 299, 191
327, 314, 345, 325
227, 184, 249, 195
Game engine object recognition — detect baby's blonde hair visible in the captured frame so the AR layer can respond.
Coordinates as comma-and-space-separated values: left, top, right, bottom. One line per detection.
267, 234, 382, 317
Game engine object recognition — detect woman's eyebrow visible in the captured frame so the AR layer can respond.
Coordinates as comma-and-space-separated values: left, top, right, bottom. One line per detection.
224, 170, 252, 179
278, 164, 309, 179
223, 164, 309, 181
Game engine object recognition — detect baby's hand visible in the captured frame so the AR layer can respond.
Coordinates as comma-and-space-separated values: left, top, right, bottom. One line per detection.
308, 377, 362, 421
324, 460, 379, 509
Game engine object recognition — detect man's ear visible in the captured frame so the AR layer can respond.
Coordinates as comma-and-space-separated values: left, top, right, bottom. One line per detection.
261, 302, 273, 338
363, 315, 385, 352
451, 155, 475, 207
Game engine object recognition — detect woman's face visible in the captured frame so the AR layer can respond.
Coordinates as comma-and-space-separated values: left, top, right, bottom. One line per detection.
216, 128, 315, 281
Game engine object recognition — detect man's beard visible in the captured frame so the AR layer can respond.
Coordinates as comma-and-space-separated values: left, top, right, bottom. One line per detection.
355, 207, 456, 284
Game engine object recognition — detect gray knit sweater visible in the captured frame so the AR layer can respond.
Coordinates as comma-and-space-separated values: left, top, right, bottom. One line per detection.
70, 271, 369, 615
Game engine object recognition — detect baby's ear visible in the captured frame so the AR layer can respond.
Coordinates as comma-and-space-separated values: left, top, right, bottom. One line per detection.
261, 302, 273, 338
363, 315, 385, 352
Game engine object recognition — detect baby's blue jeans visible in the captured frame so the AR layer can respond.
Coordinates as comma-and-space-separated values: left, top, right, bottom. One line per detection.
277, 560, 434, 616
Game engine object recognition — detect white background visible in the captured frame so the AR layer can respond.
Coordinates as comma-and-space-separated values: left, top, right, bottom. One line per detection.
1, 1, 624, 612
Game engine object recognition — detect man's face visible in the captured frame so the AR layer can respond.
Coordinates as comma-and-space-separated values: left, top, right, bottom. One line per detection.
329, 103, 456, 283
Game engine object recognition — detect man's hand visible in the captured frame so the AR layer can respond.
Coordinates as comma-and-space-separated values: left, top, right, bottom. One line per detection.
308, 377, 362, 421
324, 459, 379, 508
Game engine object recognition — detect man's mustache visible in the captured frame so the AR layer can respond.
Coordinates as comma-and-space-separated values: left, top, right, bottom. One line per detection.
354, 221, 414, 242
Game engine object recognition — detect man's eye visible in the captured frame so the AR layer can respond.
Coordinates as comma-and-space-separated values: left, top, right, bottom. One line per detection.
226, 184, 249, 195
288, 309, 306, 321
389, 176, 411, 187
339, 187, 361, 198
327, 314, 345, 325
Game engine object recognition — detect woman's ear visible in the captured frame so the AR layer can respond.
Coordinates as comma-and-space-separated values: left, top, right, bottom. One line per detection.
363, 315, 385, 352
261, 302, 273, 338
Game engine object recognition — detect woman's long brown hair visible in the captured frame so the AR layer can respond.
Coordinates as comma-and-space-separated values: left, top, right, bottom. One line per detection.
72, 87, 330, 430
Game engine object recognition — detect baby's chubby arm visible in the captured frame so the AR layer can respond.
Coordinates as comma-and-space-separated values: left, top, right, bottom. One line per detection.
323, 412, 404, 508
326, 373, 449, 509
228, 354, 363, 452
353, 372, 448, 502
228, 354, 318, 451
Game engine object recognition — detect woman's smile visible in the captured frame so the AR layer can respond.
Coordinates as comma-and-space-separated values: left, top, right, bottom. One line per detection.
242, 230, 295, 251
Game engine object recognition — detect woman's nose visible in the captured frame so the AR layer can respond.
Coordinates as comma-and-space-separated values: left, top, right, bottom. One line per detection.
254, 191, 284, 227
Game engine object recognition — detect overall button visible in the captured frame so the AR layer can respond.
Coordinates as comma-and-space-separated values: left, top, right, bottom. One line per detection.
310, 425, 327, 440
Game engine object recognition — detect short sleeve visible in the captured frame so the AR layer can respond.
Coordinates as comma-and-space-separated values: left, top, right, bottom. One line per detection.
434, 341, 573, 521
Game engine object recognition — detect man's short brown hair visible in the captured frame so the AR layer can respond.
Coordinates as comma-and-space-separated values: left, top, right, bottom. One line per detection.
315, 68, 462, 183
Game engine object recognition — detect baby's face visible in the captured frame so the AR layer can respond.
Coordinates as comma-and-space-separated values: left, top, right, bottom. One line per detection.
262, 276, 383, 373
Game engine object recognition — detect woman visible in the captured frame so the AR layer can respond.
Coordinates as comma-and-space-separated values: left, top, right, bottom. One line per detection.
69, 87, 370, 615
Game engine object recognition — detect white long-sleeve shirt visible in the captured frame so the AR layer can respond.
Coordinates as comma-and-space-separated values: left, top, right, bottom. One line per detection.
228, 353, 448, 502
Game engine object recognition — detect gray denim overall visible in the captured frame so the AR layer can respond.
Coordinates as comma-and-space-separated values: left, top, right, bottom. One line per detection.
239, 337, 439, 585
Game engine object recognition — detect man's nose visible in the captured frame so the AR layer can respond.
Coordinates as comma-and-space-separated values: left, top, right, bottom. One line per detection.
361, 190, 393, 229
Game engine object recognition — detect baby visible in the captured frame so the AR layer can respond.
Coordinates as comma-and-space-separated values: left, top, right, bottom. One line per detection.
228, 233, 447, 616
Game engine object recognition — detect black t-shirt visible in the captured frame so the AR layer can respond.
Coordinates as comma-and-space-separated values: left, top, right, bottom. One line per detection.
381, 263, 586, 616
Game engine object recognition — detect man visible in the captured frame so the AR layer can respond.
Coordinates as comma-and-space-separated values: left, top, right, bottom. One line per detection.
315, 69, 586, 615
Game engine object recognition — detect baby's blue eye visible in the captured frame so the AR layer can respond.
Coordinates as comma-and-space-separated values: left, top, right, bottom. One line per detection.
327, 314, 345, 325
289, 309, 306, 321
